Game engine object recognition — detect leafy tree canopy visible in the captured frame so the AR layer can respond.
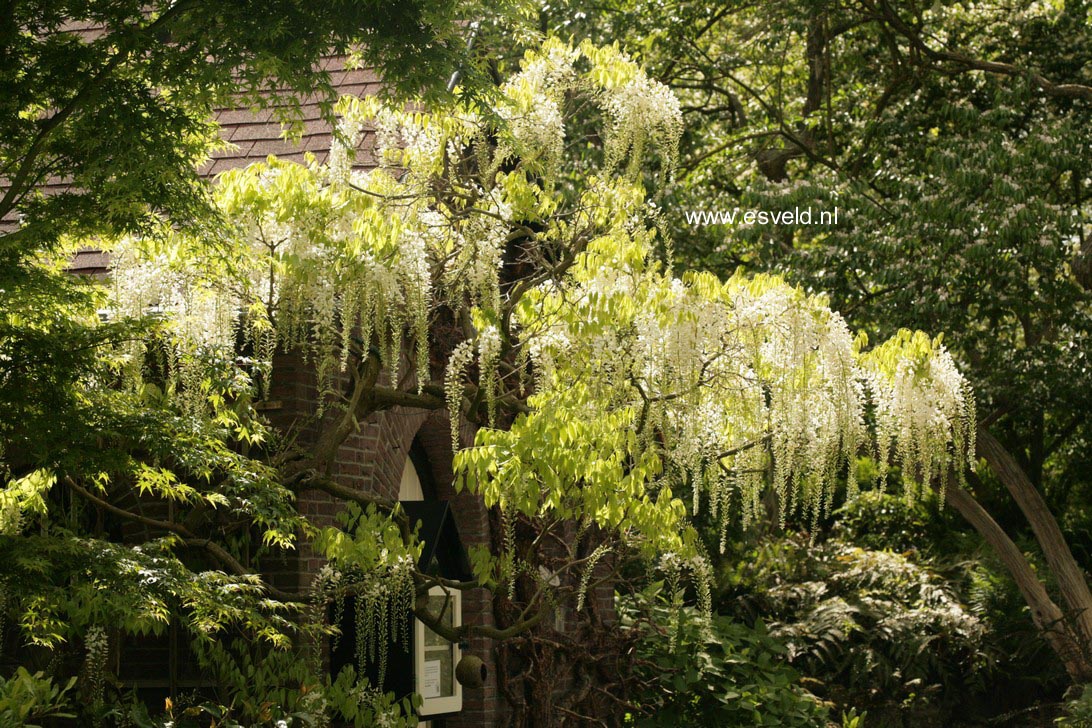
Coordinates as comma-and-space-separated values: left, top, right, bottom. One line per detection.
2, 12, 980, 724
33, 32, 967, 642
0, 0, 494, 253
533, 0, 1092, 687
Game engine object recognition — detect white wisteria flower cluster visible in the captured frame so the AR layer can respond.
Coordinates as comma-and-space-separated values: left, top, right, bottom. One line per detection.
861, 330, 977, 504
103, 36, 976, 593
504, 215, 975, 556
104, 38, 684, 413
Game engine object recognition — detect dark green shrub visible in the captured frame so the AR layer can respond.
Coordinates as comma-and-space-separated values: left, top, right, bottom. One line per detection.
1057, 684, 1092, 727
831, 489, 954, 554
719, 536, 997, 726
0, 668, 76, 727
620, 586, 831, 727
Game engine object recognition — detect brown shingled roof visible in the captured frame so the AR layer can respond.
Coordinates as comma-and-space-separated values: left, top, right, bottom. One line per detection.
32, 55, 383, 275
205, 56, 381, 177
3, 22, 365, 221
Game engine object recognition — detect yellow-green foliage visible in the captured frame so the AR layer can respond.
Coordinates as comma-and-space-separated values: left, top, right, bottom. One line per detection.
100, 37, 975, 631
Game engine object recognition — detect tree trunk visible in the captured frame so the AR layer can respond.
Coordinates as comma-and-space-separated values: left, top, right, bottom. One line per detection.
946, 482, 1092, 681
977, 426, 1092, 649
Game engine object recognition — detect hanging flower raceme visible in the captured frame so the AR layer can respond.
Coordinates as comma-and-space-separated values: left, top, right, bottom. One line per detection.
482, 221, 974, 563
315, 504, 421, 688
860, 330, 977, 503
107, 235, 244, 413
99, 35, 978, 641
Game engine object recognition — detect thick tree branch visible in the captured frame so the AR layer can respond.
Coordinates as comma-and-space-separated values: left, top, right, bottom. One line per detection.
868, 0, 1092, 101
369, 385, 446, 410
946, 478, 1090, 681
290, 471, 396, 512
311, 348, 382, 474
415, 597, 549, 643
977, 426, 1092, 645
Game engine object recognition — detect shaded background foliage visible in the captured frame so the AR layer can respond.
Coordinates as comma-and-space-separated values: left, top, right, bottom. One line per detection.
529, 0, 1092, 722
3, 0, 1092, 726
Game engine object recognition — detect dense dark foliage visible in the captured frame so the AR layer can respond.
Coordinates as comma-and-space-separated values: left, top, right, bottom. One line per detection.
4, 1, 1092, 726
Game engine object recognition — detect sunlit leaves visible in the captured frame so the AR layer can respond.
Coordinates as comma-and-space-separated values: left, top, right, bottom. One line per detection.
87, 33, 978, 693
0, 469, 54, 535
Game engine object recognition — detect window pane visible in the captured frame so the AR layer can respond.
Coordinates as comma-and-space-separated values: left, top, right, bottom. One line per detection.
423, 594, 456, 697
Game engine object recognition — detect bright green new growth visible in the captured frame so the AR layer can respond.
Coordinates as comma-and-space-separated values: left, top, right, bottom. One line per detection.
97, 38, 974, 639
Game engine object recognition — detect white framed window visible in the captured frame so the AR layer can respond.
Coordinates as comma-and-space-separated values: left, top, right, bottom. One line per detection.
415, 587, 462, 716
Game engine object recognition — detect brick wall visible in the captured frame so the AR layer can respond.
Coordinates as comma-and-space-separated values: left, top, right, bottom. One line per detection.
268, 350, 500, 726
